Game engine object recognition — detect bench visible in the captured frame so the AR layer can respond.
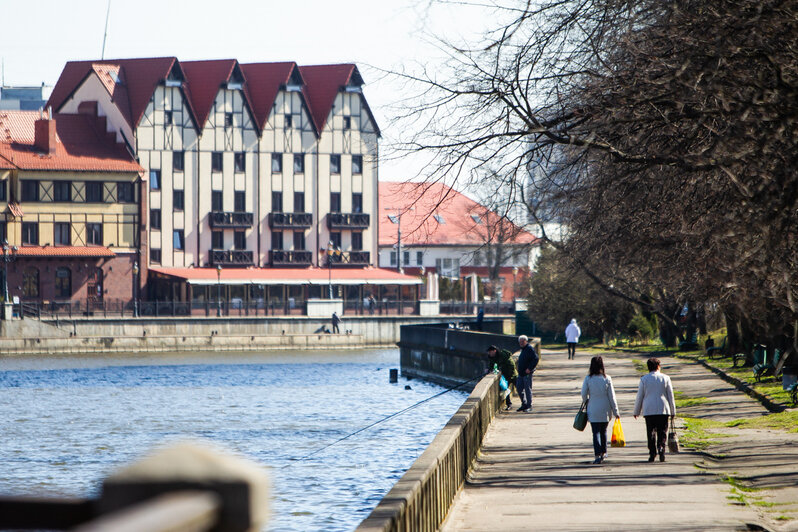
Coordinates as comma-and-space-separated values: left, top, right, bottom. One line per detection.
706, 336, 727, 359
790, 382, 798, 406
753, 347, 782, 382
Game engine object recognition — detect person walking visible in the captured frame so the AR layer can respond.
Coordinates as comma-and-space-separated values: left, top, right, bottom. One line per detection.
516, 335, 539, 412
487, 345, 518, 410
565, 319, 581, 359
581, 356, 620, 464
331, 312, 341, 334
633, 357, 677, 462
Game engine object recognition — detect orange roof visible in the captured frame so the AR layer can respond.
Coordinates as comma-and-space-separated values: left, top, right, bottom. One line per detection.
0, 111, 142, 173
15, 246, 116, 257
378, 182, 538, 247
150, 266, 422, 285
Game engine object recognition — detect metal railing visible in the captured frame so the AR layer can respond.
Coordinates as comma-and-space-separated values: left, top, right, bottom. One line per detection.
327, 212, 370, 229
268, 212, 313, 229
439, 301, 515, 315
270, 249, 313, 266
209, 249, 254, 266
209, 211, 254, 228
329, 250, 370, 265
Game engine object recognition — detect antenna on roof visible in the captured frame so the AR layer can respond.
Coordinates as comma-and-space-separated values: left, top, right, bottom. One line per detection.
101, 0, 112, 60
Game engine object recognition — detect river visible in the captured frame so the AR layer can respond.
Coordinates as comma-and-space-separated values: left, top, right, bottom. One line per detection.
0, 348, 468, 531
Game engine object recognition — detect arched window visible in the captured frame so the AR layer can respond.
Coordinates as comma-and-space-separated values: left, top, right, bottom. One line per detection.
55, 267, 72, 299
22, 268, 39, 298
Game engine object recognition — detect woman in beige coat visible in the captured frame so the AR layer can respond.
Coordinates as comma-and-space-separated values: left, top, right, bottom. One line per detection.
581, 356, 620, 464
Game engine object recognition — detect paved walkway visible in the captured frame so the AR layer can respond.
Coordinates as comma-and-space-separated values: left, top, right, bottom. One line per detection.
440, 348, 774, 531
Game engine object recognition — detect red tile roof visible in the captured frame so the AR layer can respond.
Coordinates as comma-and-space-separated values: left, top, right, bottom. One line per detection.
378, 181, 538, 247
0, 111, 142, 172
180, 59, 252, 129
48, 57, 181, 132
240, 62, 301, 132
15, 245, 116, 257
299, 64, 357, 133
149, 266, 421, 285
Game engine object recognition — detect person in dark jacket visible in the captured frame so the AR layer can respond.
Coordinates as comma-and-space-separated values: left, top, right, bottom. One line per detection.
487, 345, 518, 410
516, 335, 539, 412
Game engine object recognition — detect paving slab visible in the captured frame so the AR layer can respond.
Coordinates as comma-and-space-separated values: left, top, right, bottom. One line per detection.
440, 349, 770, 531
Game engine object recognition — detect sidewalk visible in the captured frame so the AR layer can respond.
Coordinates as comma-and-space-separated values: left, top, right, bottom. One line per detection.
440, 348, 781, 531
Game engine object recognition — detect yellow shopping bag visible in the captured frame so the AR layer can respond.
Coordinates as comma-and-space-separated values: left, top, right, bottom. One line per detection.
610, 418, 626, 447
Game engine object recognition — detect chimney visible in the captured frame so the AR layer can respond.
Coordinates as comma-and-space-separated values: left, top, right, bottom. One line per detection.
34, 108, 57, 155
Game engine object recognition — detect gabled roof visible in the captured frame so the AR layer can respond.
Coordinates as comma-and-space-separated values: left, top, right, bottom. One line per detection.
378, 181, 538, 247
0, 110, 142, 173
48, 57, 180, 132
300, 64, 379, 135
180, 59, 254, 130
240, 62, 304, 132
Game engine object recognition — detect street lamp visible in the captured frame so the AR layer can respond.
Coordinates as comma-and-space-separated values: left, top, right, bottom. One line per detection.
512, 266, 519, 300
385, 207, 413, 273
2, 240, 19, 318
216, 264, 223, 317
132, 261, 139, 317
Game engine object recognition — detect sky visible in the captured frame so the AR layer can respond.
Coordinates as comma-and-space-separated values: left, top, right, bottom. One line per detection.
0, 0, 492, 183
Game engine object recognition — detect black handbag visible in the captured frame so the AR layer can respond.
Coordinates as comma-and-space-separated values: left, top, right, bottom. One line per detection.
668, 417, 680, 453
573, 400, 588, 431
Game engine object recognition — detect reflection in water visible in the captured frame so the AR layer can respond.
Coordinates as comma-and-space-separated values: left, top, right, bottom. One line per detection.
0, 349, 468, 532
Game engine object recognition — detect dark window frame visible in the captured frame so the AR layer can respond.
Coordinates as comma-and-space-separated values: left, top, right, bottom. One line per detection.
211, 152, 223, 172
272, 191, 283, 212
54, 267, 72, 299
293, 153, 304, 174
234, 231, 246, 250
0, 180, 6, 202
352, 231, 363, 251
173, 229, 185, 251
234, 152, 246, 173
294, 191, 305, 213
23, 267, 39, 298
293, 231, 305, 251
150, 248, 162, 264
22, 222, 39, 245
330, 192, 341, 213
150, 209, 162, 230
164, 110, 173, 125
53, 181, 72, 202
54, 222, 71, 246
330, 154, 341, 174
173, 151, 184, 172
86, 222, 103, 245
352, 154, 363, 175
271, 153, 282, 173
271, 231, 283, 250
352, 192, 363, 213
343, 116, 351, 130
234, 191, 246, 213
224, 112, 233, 128
117, 182, 135, 203
173, 189, 185, 211
211, 191, 223, 212
330, 231, 342, 249
22, 180, 39, 202
211, 231, 223, 249
85, 181, 103, 203
150, 170, 161, 190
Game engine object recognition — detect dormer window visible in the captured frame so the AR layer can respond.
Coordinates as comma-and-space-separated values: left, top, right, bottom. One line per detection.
343, 116, 351, 130
109, 70, 123, 85
227, 81, 242, 90
285, 114, 293, 129
344, 85, 362, 93
471, 214, 483, 224
434, 214, 446, 224
164, 110, 173, 126
388, 215, 399, 224
286, 84, 302, 92
224, 112, 233, 128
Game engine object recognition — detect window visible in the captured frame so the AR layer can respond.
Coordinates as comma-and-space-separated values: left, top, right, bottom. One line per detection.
86, 223, 103, 245
285, 114, 292, 128
212, 231, 223, 249
433, 214, 446, 224
352, 154, 362, 174
150, 209, 161, 230
330, 192, 341, 213
343, 116, 351, 130
352, 232, 363, 251
272, 191, 283, 212
0, 180, 6, 201
293, 153, 304, 173
211, 152, 223, 172
117, 182, 135, 203
293, 231, 305, 250
212, 191, 223, 212
164, 110, 173, 125
0, 221, 5, 242
173, 230, 185, 251
53, 181, 72, 202
54, 222, 70, 245
173, 151, 184, 172
330, 231, 341, 249
234, 152, 245, 173
55, 267, 72, 298
435, 258, 460, 278
271, 153, 282, 173
150, 248, 161, 264
22, 268, 39, 298
390, 251, 397, 266
294, 191, 305, 212
224, 112, 233, 128
271, 231, 283, 250
403, 251, 410, 266
173, 190, 184, 211
22, 180, 39, 202
234, 231, 246, 250
22, 222, 38, 245
85, 182, 103, 202
471, 214, 483, 224
352, 193, 362, 213
388, 214, 399, 224
234, 191, 246, 212
416, 251, 423, 266
330, 154, 341, 174
150, 170, 161, 190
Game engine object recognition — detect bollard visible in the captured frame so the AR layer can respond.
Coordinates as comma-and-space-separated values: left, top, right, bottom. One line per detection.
389, 369, 398, 383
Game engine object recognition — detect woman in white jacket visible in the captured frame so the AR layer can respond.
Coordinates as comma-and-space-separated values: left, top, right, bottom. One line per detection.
581, 356, 620, 464
633, 357, 676, 462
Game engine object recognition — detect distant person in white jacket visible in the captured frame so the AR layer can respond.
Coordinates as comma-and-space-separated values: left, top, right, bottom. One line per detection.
633, 357, 677, 462
565, 319, 581, 359
581, 356, 620, 464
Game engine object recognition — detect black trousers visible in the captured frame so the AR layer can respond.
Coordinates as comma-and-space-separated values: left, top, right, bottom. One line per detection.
644, 414, 669, 455
590, 421, 609, 457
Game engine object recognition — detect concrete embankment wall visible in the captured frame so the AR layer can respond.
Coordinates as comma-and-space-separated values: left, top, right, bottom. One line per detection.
0, 316, 514, 355
356, 372, 501, 532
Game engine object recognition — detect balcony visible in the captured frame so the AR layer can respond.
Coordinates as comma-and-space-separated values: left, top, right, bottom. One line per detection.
327, 212, 370, 230
268, 212, 313, 229
328, 251, 370, 266
270, 249, 313, 267
209, 249, 254, 267
209, 211, 254, 228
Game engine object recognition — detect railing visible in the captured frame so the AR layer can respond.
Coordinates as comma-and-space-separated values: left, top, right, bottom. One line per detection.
209, 249, 254, 266
439, 301, 515, 315
329, 250, 370, 266
327, 212, 370, 229
209, 211, 254, 228
268, 212, 313, 229
270, 249, 313, 266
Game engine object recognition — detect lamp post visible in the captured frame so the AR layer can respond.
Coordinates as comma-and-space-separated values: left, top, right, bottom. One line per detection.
132, 261, 139, 317
216, 264, 223, 317
2, 240, 18, 319
385, 207, 413, 273
512, 266, 519, 300
419, 265, 426, 300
